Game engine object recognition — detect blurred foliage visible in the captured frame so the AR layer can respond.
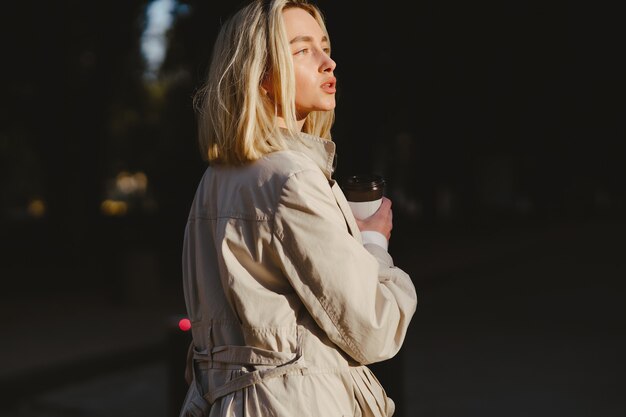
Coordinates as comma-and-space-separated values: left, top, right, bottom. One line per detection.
1, 0, 159, 294
2, 1, 149, 220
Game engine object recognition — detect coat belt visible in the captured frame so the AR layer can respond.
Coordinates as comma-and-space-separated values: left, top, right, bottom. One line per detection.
191, 343, 306, 405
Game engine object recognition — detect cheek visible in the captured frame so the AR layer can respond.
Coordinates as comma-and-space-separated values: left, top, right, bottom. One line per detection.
293, 71, 316, 102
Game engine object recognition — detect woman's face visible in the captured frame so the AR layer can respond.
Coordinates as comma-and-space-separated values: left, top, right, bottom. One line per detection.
282, 7, 337, 120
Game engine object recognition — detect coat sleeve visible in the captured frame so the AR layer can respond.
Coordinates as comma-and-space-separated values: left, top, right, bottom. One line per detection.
271, 168, 417, 365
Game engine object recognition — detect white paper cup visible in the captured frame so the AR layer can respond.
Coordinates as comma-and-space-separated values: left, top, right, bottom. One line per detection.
342, 174, 386, 217
342, 174, 388, 250
347, 198, 383, 220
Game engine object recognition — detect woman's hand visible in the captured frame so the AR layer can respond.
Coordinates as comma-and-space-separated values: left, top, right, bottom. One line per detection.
355, 197, 393, 240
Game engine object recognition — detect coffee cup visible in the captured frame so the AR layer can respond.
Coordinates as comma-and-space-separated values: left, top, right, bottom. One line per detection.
342, 174, 386, 220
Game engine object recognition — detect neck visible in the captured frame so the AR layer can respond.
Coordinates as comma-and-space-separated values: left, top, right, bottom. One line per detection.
276, 116, 306, 131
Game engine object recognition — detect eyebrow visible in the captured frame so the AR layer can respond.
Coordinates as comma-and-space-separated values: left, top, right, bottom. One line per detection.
289, 35, 329, 44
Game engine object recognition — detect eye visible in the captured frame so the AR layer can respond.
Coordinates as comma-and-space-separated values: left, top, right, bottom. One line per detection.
323, 47, 331, 55
294, 48, 309, 56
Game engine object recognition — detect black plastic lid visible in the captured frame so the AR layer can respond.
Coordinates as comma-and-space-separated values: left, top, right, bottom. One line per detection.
342, 174, 385, 191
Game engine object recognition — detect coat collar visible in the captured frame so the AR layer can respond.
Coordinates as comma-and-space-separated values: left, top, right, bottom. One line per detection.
281, 129, 337, 181
280, 129, 360, 240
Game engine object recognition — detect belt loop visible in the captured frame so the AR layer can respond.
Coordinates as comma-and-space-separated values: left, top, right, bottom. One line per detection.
296, 324, 303, 357
208, 321, 215, 362
184, 341, 194, 385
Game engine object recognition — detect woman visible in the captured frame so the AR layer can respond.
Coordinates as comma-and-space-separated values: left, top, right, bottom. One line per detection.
180, 1, 417, 416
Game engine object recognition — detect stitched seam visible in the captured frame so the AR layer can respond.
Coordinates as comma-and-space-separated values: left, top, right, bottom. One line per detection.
318, 294, 367, 363
190, 213, 272, 221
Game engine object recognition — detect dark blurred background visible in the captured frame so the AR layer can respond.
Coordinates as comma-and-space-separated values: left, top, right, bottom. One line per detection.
1, 0, 624, 416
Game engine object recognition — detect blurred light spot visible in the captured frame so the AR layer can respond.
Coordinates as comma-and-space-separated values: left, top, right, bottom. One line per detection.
178, 318, 191, 332
116, 171, 148, 195
141, 0, 176, 80
101, 199, 128, 216
27, 198, 46, 218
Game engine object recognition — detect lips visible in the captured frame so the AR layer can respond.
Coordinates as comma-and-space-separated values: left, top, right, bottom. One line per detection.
321, 77, 337, 93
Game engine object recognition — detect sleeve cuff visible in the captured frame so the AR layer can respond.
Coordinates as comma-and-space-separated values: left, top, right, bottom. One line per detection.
360, 230, 388, 251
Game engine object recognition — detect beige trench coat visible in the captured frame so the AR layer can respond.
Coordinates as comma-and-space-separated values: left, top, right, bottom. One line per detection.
180, 131, 417, 417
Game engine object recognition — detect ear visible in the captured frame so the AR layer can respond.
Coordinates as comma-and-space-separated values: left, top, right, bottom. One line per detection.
261, 71, 273, 98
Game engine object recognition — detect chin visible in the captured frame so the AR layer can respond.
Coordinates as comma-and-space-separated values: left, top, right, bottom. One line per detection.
317, 101, 336, 111
298, 103, 335, 116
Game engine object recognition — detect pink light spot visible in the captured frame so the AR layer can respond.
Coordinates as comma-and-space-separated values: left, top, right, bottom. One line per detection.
178, 318, 191, 331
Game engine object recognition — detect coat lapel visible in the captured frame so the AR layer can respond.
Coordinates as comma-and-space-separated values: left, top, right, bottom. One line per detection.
330, 181, 363, 244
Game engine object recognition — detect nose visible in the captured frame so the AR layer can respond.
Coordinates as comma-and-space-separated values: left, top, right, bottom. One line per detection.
320, 54, 336, 73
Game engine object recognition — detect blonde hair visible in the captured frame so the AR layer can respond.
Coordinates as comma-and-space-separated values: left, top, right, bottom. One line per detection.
193, 0, 335, 165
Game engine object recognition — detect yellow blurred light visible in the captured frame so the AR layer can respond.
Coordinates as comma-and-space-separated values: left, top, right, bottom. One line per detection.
115, 171, 148, 194
101, 199, 128, 216
27, 198, 46, 218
